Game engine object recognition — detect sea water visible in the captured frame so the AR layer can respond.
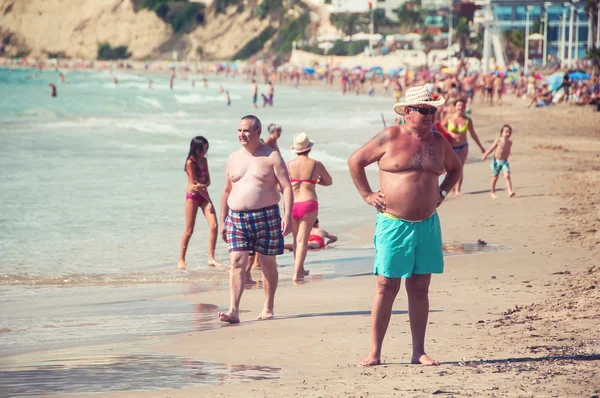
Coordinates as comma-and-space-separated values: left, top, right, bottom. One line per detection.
0, 68, 395, 357
0, 68, 505, 359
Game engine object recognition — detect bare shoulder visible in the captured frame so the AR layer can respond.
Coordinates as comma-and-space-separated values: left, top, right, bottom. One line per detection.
265, 146, 283, 163
432, 130, 450, 148
226, 150, 242, 165
375, 125, 401, 145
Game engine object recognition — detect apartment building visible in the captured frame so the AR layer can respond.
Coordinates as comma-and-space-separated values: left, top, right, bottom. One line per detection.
491, 0, 596, 60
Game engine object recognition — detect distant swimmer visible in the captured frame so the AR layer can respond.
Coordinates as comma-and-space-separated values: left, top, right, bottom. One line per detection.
192, 79, 195, 88
113, 76, 118, 85
226, 90, 231, 106
49, 83, 57, 98
219, 85, 225, 94
261, 81, 274, 107
251, 79, 258, 108
148, 79, 153, 89
203, 77, 208, 88
60, 72, 65, 83
264, 124, 282, 152
170, 74, 175, 90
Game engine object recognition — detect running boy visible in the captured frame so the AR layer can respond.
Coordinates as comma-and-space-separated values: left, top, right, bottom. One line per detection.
481, 124, 515, 198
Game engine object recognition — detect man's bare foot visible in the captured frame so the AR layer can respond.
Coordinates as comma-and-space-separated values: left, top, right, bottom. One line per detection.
490, 192, 498, 199
217, 310, 240, 324
509, 192, 516, 198
178, 260, 187, 271
360, 353, 381, 367
304, 269, 310, 276
257, 308, 274, 320
246, 278, 257, 285
208, 259, 225, 267
454, 191, 462, 196
411, 354, 439, 366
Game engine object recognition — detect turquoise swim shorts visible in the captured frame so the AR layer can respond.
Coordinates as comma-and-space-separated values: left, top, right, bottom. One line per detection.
373, 212, 444, 279
491, 159, 510, 176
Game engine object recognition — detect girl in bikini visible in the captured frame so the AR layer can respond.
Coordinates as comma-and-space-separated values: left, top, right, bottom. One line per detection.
442, 98, 486, 195
179, 136, 224, 271
287, 133, 333, 282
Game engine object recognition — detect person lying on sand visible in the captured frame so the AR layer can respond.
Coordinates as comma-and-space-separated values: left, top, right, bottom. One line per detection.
284, 218, 337, 251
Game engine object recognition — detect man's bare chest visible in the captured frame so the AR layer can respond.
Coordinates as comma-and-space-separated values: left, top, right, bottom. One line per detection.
229, 157, 274, 183
381, 141, 443, 174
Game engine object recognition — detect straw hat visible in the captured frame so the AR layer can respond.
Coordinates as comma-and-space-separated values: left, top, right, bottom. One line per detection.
393, 86, 446, 115
291, 133, 314, 153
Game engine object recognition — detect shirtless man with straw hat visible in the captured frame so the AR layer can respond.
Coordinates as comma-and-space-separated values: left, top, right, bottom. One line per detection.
219, 115, 293, 323
348, 86, 462, 366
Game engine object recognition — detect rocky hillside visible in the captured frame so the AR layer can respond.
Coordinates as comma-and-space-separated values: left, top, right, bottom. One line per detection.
0, 0, 335, 60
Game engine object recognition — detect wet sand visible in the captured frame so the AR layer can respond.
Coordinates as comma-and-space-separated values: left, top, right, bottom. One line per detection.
3, 96, 600, 397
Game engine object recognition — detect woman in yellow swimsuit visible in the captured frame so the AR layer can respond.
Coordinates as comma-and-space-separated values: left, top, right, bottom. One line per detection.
442, 98, 486, 195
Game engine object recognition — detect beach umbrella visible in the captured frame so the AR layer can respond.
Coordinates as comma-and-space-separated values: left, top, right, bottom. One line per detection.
351, 32, 371, 41
303, 67, 316, 74
317, 33, 342, 42
318, 42, 335, 51
568, 71, 590, 81
546, 72, 565, 91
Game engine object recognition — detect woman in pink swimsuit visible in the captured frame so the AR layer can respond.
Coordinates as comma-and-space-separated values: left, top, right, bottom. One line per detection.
179, 136, 224, 271
287, 133, 332, 281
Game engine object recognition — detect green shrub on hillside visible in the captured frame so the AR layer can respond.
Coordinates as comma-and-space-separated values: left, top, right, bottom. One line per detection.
214, 0, 243, 14
254, 0, 284, 19
232, 27, 277, 59
97, 42, 132, 60
171, 2, 205, 31
270, 13, 309, 55
329, 39, 368, 56
141, 0, 205, 33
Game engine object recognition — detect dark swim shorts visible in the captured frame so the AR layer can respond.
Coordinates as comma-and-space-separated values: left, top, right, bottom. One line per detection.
225, 204, 284, 255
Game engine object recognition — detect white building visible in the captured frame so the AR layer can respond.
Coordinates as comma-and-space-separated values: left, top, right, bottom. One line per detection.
326, 0, 409, 21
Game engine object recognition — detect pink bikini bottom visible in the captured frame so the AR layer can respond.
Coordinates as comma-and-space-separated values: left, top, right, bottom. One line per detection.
292, 200, 318, 220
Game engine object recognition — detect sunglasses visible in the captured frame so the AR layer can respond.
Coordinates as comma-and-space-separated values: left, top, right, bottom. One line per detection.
408, 106, 437, 115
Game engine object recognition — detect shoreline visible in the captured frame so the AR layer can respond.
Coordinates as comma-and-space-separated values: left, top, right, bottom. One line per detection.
2, 69, 599, 396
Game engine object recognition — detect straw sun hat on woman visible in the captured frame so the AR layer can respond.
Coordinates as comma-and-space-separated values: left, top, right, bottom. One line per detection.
291, 132, 314, 153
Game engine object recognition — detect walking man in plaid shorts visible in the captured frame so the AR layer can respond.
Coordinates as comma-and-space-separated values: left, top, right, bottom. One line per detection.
219, 115, 293, 323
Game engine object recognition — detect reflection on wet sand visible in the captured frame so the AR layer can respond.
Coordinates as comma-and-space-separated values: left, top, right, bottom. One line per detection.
0, 354, 280, 397
286, 243, 512, 285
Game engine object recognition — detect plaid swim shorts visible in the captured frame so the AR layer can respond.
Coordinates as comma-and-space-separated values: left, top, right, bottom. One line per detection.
225, 204, 284, 256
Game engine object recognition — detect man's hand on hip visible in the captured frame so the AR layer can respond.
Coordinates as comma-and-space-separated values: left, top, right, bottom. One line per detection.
366, 191, 386, 212
436, 193, 446, 208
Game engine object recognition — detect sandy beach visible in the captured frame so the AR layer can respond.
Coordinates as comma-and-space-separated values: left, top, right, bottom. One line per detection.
1, 92, 596, 397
